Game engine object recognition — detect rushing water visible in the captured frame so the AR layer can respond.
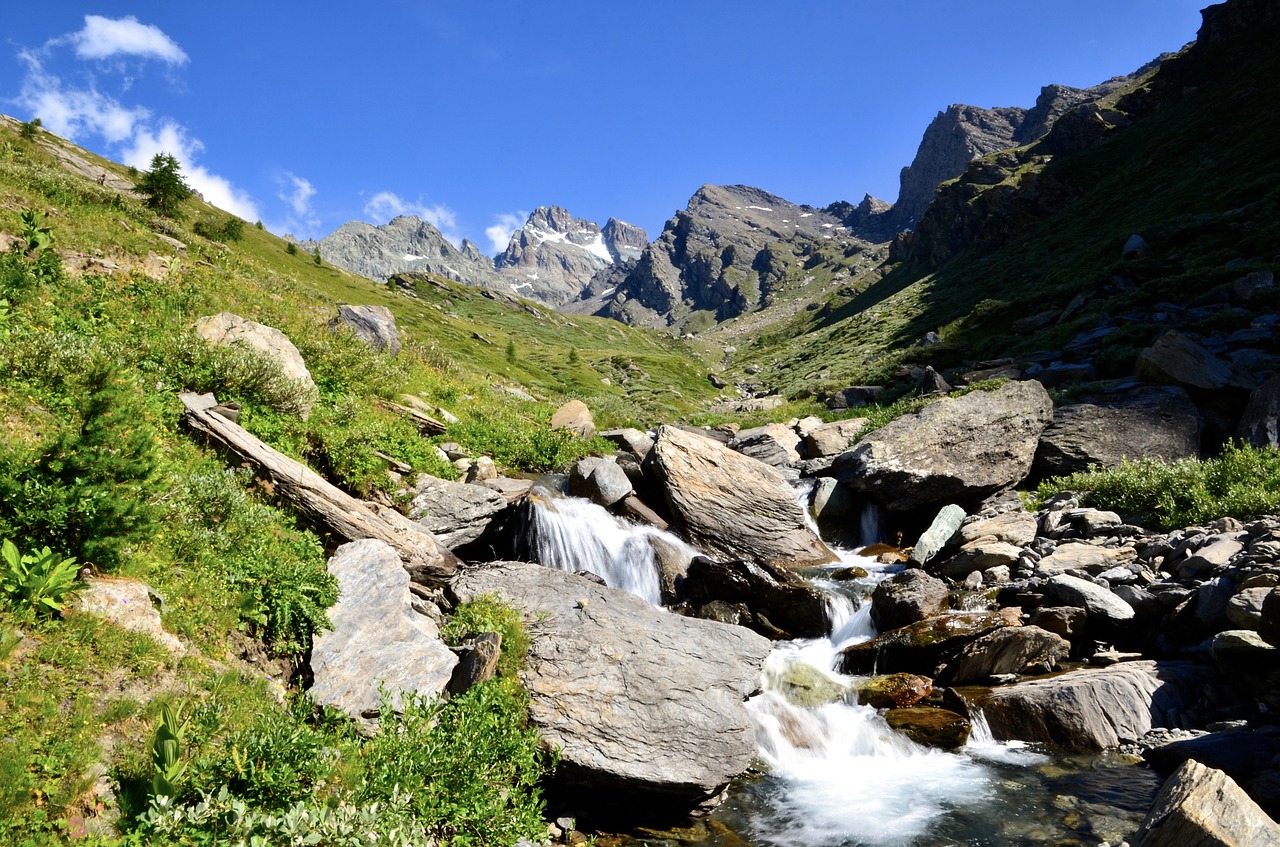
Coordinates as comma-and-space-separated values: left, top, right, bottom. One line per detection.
526, 484, 1161, 846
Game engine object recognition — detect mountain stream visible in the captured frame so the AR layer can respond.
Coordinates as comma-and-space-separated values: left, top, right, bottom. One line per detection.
526, 486, 1161, 847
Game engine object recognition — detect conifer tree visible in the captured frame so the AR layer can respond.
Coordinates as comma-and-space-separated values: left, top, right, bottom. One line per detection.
135, 153, 193, 218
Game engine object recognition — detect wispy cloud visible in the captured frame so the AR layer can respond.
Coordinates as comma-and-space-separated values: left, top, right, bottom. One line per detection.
271, 172, 321, 238
485, 211, 526, 253
364, 191, 463, 246
12, 16, 259, 222
68, 15, 188, 65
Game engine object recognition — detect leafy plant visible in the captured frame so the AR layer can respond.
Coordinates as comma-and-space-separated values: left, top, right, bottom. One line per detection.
18, 117, 42, 139
192, 215, 245, 243
151, 702, 189, 800
441, 595, 529, 680
285, 241, 298, 255
312, 246, 322, 265
17, 208, 52, 255
0, 538, 80, 616
135, 152, 193, 218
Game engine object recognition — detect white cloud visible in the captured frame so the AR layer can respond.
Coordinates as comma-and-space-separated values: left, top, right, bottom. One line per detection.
16, 49, 149, 142
124, 122, 260, 222
282, 174, 316, 216
485, 212, 526, 253
268, 173, 321, 238
70, 15, 188, 65
364, 191, 462, 246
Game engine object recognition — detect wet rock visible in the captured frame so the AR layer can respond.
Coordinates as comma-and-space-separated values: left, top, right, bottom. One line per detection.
1133, 759, 1280, 847
309, 540, 458, 724
941, 625, 1070, 684
833, 380, 1054, 512
575, 460, 632, 508
72, 578, 184, 656
650, 426, 838, 568
884, 707, 971, 750
329, 304, 401, 354
648, 534, 693, 605
982, 660, 1211, 751
600, 428, 654, 459
451, 561, 771, 816
1033, 388, 1201, 478
551, 400, 597, 439
683, 557, 831, 640
851, 673, 934, 709
1045, 574, 1136, 623
407, 474, 511, 550
870, 569, 949, 631
907, 504, 966, 566
840, 609, 1021, 676
771, 660, 846, 708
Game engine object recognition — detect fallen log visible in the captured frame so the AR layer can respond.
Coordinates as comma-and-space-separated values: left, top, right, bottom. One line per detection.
373, 398, 447, 435
179, 392, 460, 587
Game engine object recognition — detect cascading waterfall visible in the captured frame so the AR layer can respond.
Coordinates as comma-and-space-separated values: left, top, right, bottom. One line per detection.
524, 487, 695, 606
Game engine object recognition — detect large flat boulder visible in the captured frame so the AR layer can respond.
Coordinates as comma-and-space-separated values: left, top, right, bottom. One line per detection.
1134, 760, 1280, 847
407, 474, 512, 550
982, 660, 1211, 751
833, 380, 1054, 512
682, 556, 831, 639
309, 540, 458, 723
451, 561, 772, 817
649, 425, 837, 567
1033, 387, 1201, 478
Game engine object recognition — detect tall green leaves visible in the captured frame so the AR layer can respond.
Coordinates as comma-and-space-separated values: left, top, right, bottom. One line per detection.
0, 538, 79, 616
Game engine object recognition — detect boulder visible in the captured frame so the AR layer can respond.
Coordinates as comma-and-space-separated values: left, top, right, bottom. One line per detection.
870, 569, 949, 631
309, 540, 458, 723
803, 418, 868, 458
840, 609, 1021, 676
1134, 330, 1255, 396
600, 428, 654, 458
769, 659, 847, 708
329, 304, 401, 354
884, 707, 970, 750
447, 631, 502, 697
1028, 606, 1088, 640
1044, 574, 1136, 622
955, 511, 1038, 547
568, 458, 632, 507
550, 400, 596, 439
1238, 374, 1280, 449
833, 380, 1054, 512
649, 426, 837, 568
940, 625, 1070, 684
936, 539, 1023, 580
852, 673, 934, 709
407, 474, 511, 550
826, 386, 882, 409
1033, 387, 1201, 478
1134, 760, 1280, 847
1227, 587, 1274, 630
1211, 629, 1280, 673
450, 561, 771, 816
981, 660, 1211, 751
907, 504, 966, 566
194, 312, 317, 417
731, 423, 801, 468
682, 557, 831, 640
72, 578, 184, 656
1037, 543, 1136, 576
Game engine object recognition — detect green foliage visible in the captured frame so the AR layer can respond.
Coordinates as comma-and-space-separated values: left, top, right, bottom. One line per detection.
312, 246, 322, 266
1037, 442, 1280, 530
285, 240, 298, 255
0, 364, 163, 570
18, 117, 41, 140
449, 397, 612, 472
567, 347, 579, 364
0, 539, 79, 617
505, 339, 517, 364
170, 333, 316, 418
308, 395, 455, 496
18, 208, 52, 255
135, 152, 193, 218
441, 596, 530, 680
150, 702, 189, 800
360, 684, 551, 847
192, 215, 245, 243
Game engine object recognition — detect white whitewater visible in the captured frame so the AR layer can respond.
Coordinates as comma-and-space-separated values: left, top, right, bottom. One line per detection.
526, 487, 696, 606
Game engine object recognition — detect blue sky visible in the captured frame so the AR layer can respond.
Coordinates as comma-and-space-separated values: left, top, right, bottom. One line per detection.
4, 2, 1207, 251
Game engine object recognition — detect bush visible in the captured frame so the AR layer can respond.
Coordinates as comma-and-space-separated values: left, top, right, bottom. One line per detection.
192, 215, 245, 243
1037, 442, 1280, 530
0, 539, 79, 617
441, 595, 529, 679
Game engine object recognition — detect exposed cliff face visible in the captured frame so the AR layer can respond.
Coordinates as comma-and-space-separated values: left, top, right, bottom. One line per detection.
308, 216, 506, 291
493, 206, 648, 305
587, 184, 866, 330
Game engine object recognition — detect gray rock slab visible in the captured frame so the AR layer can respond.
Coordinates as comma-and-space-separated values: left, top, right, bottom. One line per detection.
329, 304, 401, 355
908, 504, 966, 566
1046, 574, 1136, 622
309, 540, 457, 721
408, 475, 510, 550
72, 578, 184, 655
451, 561, 771, 813
1134, 759, 1280, 847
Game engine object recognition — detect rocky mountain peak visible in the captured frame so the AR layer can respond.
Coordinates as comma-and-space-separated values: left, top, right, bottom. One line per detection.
306, 215, 504, 291
602, 218, 647, 262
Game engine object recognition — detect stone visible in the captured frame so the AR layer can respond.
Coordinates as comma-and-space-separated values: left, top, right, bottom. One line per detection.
650, 426, 837, 568
1133, 760, 1280, 847
884, 707, 970, 750
1045, 574, 1136, 622
769, 659, 847, 708
1211, 629, 1280, 673
683, 557, 832, 640
465, 456, 497, 483
826, 386, 882, 409
72, 578, 184, 655
833, 380, 1054, 512
852, 673, 934, 709
451, 561, 772, 815
1122, 234, 1149, 259
407, 474, 510, 550
803, 418, 869, 458
907, 504, 966, 566
194, 312, 317, 418
870, 569, 950, 632
840, 609, 1021, 676
1034, 388, 1202, 478
447, 631, 502, 696
1238, 374, 1280, 449
309, 540, 458, 723
1134, 330, 1255, 395
587, 461, 633, 507
1029, 606, 1088, 640
599, 428, 654, 458
648, 534, 693, 605
936, 539, 1024, 580
982, 660, 1210, 751
731, 423, 802, 468
550, 400, 596, 439
1178, 535, 1245, 580
329, 304, 401, 354
941, 625, 1070, 684
1227, 587, 1274, 630
1037, 543, 1135, 576
956, 511, 1038, 547
810, 477, 856, 522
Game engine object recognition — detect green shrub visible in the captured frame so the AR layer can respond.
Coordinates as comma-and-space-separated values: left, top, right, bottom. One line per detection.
0, 539, 79, 617
135, 152, 193, 218
442, 596, 530, 680
1037, 442, 1280, 530
166, 333, 316, 418
450, 396, 611, 472
192, 215, 245, 243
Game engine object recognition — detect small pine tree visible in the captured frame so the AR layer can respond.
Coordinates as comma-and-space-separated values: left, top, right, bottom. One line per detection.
286, 241, 298, 255
506, 340, 517, 364
567, 347, 579, 365
135, 153, 193, 218
312, 246, 322, 266
18, 117, 42, 140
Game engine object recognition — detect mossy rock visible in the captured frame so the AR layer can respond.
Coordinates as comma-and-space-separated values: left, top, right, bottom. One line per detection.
852, 673, 934, 709
773, 660, 847, 708
884, 706, 971, 750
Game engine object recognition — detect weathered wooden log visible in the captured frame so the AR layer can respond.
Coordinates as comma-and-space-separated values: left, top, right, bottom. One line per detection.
179, 392, 460, 586
373, 399, 447, 435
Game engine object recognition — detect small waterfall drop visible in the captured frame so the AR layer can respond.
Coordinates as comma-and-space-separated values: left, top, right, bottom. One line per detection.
525, 487, 695, 606
859, 502, 883, 547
